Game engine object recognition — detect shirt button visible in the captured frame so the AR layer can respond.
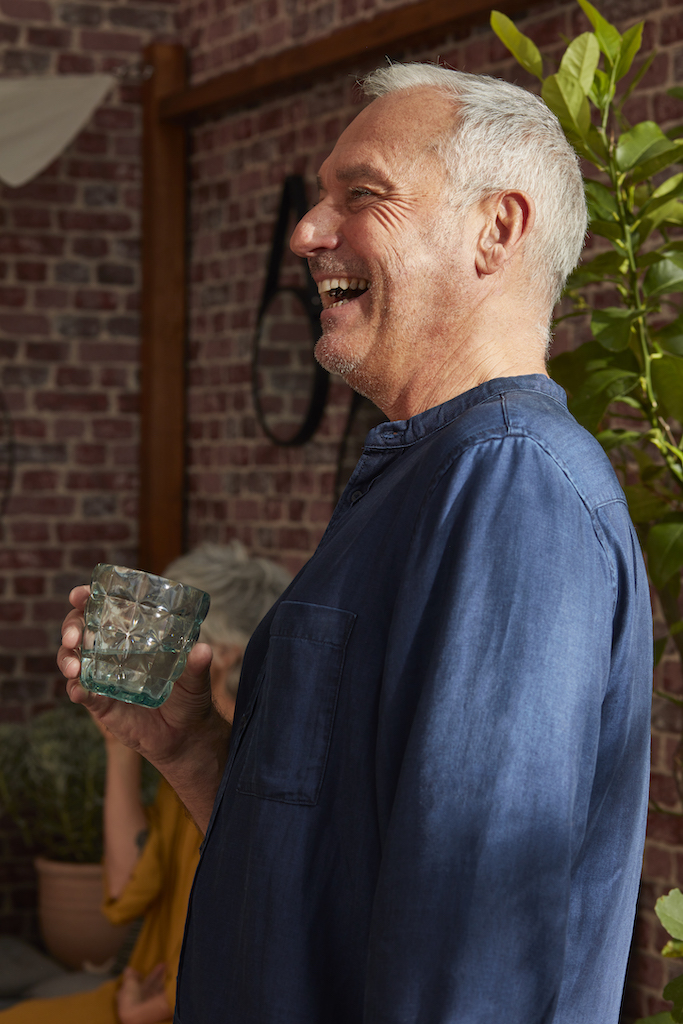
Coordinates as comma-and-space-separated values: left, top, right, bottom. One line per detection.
350, 489, 363, 503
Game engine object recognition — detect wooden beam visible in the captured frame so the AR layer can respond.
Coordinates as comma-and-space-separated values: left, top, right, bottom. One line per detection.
160, 0, 524, 121
139, 43, 187, 575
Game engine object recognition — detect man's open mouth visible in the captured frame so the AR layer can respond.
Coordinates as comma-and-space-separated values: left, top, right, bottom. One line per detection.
317, 277, 370, 309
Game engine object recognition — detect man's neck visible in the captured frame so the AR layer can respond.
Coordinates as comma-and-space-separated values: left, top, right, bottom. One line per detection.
374, 324, 549, 422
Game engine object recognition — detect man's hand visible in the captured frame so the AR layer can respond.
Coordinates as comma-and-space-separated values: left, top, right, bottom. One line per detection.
58, 585, 231, 832
116, 964, 172, 1024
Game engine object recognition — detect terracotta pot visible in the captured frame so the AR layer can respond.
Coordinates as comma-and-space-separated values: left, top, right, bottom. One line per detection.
34, 856, 131, 970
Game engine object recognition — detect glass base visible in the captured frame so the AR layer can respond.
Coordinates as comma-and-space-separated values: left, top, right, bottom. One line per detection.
80, 677, 172, 708
80, 650, 185, 708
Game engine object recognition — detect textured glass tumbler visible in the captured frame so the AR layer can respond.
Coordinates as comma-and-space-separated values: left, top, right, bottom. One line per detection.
80, 564, 211, 708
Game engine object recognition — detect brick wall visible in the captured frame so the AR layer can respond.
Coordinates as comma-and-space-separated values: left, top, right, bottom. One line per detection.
0, 0, 682, 1011
0, 0, 176, 937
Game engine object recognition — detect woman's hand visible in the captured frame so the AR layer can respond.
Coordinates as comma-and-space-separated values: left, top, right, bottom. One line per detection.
116, 964, 172, 1024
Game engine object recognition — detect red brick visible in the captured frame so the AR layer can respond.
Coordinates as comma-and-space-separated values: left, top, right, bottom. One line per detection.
56, 367, 92, 387
57, 522, 129, 542
35, 393, 108, 413
0, 313, 49, 334
0, 628, 49, 649
0, 234, 64, 256
35, 288, 69, 309
79, 342, 138, 361
14, 577, 44, 596
0, 0, 51, 18
79, 28, 142, 50
20, 470, 58, 490
12, 208, 51, 229
58, 53, 94, 73
66, 471, 136, 490
74, 443, 106, 464
0, 288, 26, 307
26, 342, 68, 361
94, 107, 136, 131
12, 419, 46, 439
75, 289, 117, 310
27, 26, 71, 46
16, 262, 46, 282
72, 236, 109, 257
5, 496, 74, 516
0, 603, 25, 623
59, 211, 132, 231
74, 131, 109, 155
10, 522, 50, 543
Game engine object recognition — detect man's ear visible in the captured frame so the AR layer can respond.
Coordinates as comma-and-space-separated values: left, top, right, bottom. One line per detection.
474, 191, 535, 277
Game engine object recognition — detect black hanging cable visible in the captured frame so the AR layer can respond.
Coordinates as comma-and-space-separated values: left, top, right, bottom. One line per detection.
251, 174, 329, 447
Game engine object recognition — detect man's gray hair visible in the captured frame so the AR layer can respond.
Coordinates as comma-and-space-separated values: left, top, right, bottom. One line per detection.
362, 63, 587, 309
165, 540, 291, 650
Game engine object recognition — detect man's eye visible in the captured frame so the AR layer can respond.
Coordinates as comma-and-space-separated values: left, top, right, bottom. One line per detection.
349, 187, 374, 199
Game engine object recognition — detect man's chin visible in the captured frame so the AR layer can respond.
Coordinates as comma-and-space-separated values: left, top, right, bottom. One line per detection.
314, 335, 361, 380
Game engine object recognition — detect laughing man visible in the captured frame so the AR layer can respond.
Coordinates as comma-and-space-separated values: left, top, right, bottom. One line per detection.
60, 63, 652, 1024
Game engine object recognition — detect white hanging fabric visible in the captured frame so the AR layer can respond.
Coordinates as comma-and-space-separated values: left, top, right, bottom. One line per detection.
0, 75, 115, 188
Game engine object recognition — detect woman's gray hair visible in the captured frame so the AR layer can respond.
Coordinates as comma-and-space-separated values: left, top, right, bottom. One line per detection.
164, 541, 291, 649
362, 63, 587, 310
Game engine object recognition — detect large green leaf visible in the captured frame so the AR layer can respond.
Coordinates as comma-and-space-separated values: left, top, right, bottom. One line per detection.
559, 33, 600, 94
577, 0, 622, 65
655, 318, 683, 356
542, 73, 591, 141
616, 121, 669, 171
639, 200, 683, 242
615, 21, 644, 80
657, 889, 683, 940
630, 141, 683, 185
623, 484, 673, 522
569, 367, 639, 433
550, 341, 638, 393
664, 972, 683, 1024
584, 178, 619, 220
567, 250, 625, 287
590, 307, 637, 350
595, 428, 644, 451
647, 524, 683, 588
651, 352, 683, 421
644, 254, 683, 297
490, 12, 543, 79
588, 217, 624, 242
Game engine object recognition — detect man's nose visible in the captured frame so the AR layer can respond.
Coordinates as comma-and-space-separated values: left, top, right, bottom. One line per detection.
290, 204, 340, 258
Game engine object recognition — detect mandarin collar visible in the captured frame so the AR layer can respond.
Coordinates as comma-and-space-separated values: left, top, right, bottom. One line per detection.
363, 375, 566, 450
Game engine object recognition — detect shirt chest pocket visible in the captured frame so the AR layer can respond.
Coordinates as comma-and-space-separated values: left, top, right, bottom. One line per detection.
236, 601, 356, 806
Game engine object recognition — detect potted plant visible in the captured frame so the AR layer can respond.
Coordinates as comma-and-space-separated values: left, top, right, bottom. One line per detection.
0, 702, 156, 970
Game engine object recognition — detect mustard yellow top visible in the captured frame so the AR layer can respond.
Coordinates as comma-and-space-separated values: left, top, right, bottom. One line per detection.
0, 779, 202, 1024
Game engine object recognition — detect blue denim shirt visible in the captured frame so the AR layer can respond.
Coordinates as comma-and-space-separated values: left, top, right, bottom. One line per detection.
175, 375, 652, 1024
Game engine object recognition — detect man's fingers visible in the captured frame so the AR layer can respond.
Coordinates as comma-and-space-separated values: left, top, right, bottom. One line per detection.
68, 584, 90, 611
177, 642, 213, 692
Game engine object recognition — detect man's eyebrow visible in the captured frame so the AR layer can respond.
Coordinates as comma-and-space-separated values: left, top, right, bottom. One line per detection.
336, 163, 392, 187
315, 165, 392, 192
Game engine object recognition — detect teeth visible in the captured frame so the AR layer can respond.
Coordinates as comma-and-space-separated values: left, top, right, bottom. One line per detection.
317, 277, 370, 295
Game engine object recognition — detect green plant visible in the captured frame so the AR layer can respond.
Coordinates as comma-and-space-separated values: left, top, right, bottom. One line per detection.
0, 703, 157, 863
491, 7, 683, 1020
491, 0, 683, 668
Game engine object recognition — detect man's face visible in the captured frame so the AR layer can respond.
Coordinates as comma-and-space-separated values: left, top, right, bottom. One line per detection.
290, 88, 472, 406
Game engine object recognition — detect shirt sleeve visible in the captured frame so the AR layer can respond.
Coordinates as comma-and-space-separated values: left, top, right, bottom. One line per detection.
364, 433, 646, 1023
